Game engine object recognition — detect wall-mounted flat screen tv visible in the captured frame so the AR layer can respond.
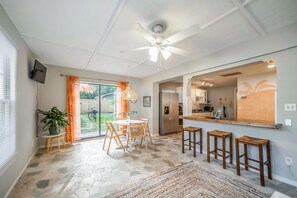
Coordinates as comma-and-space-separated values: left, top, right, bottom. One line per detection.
30, 60, 47, 84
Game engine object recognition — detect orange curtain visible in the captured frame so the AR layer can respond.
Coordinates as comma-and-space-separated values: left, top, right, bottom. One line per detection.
66, 76, 80, 143
117, 81, 128, 119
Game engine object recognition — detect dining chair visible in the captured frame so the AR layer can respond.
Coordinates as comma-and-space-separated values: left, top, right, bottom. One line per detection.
141, 118, 153, 145
128, 123, 147, 151
116, 117, 127, 134
103, 122, 125, 155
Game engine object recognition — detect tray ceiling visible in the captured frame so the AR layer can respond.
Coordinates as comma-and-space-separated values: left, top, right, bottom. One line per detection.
1, 0, 297, 78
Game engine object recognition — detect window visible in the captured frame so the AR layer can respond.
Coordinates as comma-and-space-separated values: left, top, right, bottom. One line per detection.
0, 30, 16, 169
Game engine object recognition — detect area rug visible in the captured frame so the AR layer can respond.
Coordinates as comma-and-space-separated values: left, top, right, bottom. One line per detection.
107, 161, 271, 198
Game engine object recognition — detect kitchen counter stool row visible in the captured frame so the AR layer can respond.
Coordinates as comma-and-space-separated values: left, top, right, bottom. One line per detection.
181, 127, 272, 187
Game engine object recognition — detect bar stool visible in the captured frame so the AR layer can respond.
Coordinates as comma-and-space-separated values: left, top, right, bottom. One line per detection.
182, 126, 202, 157
207, 130, 233, 169
236, 136, 271, 187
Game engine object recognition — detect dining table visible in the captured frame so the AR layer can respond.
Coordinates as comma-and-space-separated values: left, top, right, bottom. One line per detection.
112, 119, 145, 151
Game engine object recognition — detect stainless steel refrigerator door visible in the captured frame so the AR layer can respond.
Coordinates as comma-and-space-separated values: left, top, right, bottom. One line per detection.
159, 92, 179, 135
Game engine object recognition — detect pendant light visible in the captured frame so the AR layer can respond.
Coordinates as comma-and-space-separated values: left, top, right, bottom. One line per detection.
120, 81, 138, 103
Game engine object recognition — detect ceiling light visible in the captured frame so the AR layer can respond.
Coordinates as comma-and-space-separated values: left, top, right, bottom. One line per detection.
121, 86, 138, 103
150, 54, 158, 62
149, 47, 159, 62
265, 60, 276, 69
149, 47, 159, 57
161, 48, 171, 60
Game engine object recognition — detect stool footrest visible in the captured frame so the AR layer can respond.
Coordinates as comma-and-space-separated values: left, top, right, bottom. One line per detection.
247, 157, 259, 163
239, 154, 245, 158
216, 148, 230, 153
240, 162, 260, 171
210, 150, 231, 159
264, 160, 270, 165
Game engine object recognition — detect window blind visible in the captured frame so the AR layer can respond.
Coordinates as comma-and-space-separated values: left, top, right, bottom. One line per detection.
0, 30, 17, 169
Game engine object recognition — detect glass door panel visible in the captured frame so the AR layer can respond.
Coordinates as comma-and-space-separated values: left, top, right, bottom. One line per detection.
80, 83, 100, 138
100, 85, 117, 136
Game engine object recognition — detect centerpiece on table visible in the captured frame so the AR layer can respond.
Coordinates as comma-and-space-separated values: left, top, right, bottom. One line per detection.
120, 111, 137, 121
38, 107, 69, 135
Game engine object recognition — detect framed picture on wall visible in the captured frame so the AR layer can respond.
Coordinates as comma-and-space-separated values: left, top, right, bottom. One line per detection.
143, 96, 151, 107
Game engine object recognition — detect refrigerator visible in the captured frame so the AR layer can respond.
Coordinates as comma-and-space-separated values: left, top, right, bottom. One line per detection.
159, 92, 179, 135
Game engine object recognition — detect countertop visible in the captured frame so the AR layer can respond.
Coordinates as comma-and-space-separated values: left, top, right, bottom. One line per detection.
182, 115, 282, 129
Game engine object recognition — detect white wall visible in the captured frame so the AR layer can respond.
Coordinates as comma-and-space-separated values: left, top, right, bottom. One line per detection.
0, 4, 37, 197
37, 65, 142, 146
139, 22, 297, 185
206, 86, 236, 118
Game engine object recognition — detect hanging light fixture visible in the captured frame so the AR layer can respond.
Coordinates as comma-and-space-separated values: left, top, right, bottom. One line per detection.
121, 86, 138, 103
161, 47, 171, 60
149, 46, 159, 62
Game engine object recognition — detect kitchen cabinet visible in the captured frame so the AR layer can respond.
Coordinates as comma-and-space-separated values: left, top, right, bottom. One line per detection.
191, 88, 207, 104
176, 87, 183, 103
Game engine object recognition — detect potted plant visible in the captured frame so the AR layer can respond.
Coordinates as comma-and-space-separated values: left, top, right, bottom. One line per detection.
38, 107, 69, 135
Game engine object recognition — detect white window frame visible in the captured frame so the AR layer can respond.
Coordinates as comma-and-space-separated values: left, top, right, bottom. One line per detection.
0, 26, 17, 174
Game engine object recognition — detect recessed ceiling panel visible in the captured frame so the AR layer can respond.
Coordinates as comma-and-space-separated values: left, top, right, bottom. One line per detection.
0, 0, 120, 51
122, 65, 159, 78
24, 37, 91, 69
87, 54, 135, 76
176, 12, 259, 58
244, 0, 297, 32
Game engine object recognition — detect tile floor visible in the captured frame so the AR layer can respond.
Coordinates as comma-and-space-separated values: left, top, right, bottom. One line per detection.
9, 133, 297, 198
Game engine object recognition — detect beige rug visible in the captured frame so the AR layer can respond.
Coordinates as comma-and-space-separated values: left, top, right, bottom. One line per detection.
107, 161, 271, 198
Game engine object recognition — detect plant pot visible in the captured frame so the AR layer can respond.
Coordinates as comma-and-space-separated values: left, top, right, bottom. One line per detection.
49, 127, 59, 135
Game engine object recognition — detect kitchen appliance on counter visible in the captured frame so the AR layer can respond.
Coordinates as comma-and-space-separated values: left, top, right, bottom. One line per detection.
159, 92, 179, 135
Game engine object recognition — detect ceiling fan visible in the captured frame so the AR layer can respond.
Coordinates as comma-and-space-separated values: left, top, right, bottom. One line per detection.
121, 22, 200, 63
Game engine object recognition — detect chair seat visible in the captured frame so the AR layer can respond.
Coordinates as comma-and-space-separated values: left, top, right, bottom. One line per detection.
208, 130, 232, 137
237, 136, 269, 146
184, 126, 202, 132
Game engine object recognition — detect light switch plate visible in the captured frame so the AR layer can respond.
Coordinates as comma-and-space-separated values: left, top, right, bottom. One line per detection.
285, 104, 296, 111
285, 119, 292, 127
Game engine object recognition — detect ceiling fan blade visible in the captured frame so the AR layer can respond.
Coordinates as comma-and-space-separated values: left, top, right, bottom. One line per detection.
167, 46, 189, 56
120, 46, 150, 53
163, 24, 200, 45
136, 23, 156, 44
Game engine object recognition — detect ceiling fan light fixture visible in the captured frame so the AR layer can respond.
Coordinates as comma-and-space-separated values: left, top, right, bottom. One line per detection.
149, 46, 159, 62
161, 48, 171, 60
149, 54, 158, 62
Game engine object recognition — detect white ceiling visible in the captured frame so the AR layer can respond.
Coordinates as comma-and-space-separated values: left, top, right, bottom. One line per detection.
191, 60, 277, 87
1, 0, 297, 78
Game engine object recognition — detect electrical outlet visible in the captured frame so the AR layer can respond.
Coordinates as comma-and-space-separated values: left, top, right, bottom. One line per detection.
285, 119, 292, 127
285, 157, 293, 166
285, 104, 296, 111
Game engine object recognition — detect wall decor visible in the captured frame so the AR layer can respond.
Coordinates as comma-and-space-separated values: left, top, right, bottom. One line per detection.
143, 96, 151, 107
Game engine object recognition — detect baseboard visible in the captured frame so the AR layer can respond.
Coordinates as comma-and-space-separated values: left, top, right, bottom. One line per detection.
4, 147, 38, 198
198, 149, 297, 187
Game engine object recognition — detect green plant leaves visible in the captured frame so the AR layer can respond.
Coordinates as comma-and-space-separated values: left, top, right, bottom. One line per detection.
38, 106, 69, 131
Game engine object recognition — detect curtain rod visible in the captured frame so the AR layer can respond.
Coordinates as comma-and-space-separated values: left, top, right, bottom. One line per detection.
60, 74, 129, 84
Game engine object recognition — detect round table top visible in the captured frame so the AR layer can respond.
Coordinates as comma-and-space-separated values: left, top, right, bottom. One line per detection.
112, 120, 144, 125
42, 132, 66, 138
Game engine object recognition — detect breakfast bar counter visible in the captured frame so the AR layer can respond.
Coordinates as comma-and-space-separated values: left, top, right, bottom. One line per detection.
182, 116, 282, 129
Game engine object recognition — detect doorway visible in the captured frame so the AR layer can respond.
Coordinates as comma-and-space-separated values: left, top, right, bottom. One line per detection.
79, 83, 117, 138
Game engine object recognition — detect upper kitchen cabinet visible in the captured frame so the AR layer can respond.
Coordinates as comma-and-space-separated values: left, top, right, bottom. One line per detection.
191, 88, 207, 104
176, 87, 183, 103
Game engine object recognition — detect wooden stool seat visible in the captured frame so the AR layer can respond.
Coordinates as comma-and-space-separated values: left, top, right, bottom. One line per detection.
182, 126, 202, 157
184, 126, 202, 132
237, 136, 269, 145
207, 130, 233, 169
208, 130, 232, 138
236, 136, 271, 187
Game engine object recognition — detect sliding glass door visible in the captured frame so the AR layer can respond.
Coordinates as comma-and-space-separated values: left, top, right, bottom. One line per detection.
80, 83, 117, 138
